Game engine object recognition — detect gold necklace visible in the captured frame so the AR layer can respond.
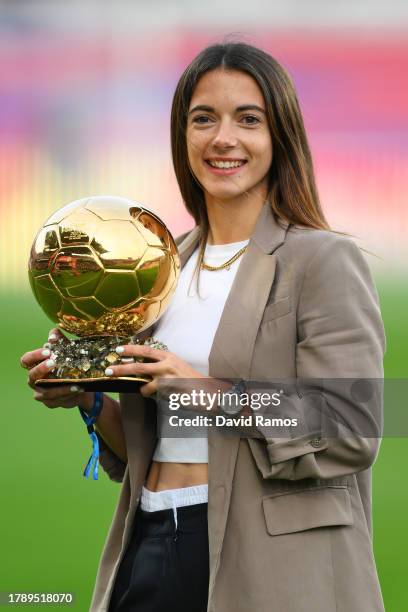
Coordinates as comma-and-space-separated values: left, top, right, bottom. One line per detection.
201, 245, 248, 272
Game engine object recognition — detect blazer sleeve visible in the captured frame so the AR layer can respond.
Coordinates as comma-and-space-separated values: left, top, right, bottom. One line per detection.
96, 432, 127, 483
248, 234, 386, 481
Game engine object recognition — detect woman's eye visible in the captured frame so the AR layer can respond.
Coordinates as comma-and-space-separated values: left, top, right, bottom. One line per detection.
241, 115, 261, 125
192, 115, 212, 124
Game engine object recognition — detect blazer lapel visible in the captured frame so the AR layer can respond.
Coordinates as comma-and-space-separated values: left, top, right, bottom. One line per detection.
208, 203, 288, 379
208, 245, 277, 378
176, 205, 288, 364
178, 225, 201, 267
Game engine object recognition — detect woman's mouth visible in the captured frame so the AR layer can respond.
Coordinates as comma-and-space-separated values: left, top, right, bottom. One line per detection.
205, 159, 247, 175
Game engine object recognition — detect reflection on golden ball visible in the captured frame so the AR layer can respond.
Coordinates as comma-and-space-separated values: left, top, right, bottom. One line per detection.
28, 196, 180, 337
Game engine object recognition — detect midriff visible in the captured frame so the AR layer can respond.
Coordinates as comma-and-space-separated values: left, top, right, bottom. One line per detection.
145, 460, 208, 492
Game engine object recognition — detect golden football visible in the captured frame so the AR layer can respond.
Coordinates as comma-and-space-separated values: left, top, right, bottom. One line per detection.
28, 196, 180, 337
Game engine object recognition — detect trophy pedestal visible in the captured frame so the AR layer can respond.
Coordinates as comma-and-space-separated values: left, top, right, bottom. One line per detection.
34, 335, 166, 392
35, 375, 151, 393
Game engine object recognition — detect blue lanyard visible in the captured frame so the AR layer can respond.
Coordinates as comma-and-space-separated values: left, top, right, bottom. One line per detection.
78, 392, 104, 480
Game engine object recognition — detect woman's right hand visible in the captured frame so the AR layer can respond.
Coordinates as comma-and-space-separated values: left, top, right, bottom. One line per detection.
20, 327, 94, 412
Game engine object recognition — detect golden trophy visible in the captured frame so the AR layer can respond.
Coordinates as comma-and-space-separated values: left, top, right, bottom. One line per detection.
28, 195, 180, 391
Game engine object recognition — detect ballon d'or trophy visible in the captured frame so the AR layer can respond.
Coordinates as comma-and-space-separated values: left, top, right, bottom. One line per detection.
28, 195, 180, 391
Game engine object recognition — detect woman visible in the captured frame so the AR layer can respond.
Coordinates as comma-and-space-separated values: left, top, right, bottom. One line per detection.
21, 42, 385, 612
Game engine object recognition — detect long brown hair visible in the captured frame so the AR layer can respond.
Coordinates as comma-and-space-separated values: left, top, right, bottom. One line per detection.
170, 42, 330, 272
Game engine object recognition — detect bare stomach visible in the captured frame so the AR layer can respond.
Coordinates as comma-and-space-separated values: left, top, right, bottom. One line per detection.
145, 460, 208, 492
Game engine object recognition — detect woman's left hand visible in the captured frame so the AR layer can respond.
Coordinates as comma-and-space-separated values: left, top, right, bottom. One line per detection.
105, 344, 205, 397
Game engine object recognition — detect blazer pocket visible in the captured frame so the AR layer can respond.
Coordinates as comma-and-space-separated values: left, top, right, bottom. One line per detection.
262, 487, 353, 536
262, 296, 292, 323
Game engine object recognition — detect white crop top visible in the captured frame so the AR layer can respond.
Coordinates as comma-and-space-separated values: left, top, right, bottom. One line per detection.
152, 238, 249, 463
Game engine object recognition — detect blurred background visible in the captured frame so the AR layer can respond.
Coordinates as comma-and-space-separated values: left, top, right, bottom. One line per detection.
1, 0, 407, 609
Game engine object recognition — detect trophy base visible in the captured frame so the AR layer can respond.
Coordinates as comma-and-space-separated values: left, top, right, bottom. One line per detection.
35, 376, 151, 393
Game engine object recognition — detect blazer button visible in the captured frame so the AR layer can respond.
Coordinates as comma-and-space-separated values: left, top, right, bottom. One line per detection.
310, 438, 322, 448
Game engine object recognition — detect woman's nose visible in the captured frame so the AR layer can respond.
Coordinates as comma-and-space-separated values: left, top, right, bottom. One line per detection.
212, 119, 238, 149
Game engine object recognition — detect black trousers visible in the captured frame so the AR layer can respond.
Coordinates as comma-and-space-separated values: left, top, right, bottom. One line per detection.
109, 502, 209, 612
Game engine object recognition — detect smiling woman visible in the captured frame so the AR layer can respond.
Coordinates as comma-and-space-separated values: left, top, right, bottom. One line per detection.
21, 41, 385, 612
186, 69, 273, 215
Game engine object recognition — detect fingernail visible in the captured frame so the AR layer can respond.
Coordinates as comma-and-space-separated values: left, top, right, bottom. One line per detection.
41, 349, 51, 357
115, 346, 125, 354
46, 359, 55, 368
48, 334, 57, 340
70, 385, 82, 393
105, 368, 114, 376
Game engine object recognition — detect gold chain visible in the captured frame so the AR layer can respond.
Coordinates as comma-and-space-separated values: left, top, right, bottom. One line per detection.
201, 245, 248, 272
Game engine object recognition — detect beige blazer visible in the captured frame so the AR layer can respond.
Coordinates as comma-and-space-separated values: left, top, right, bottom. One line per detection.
90, 202, 385, 612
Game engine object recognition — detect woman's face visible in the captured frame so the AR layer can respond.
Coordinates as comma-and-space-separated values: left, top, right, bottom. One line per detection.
186, 68, 273, 205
